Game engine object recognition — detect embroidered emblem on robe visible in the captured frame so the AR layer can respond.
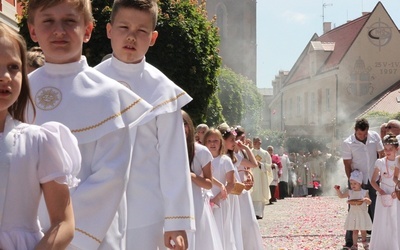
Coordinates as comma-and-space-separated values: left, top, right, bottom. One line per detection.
35, 87, 62, 110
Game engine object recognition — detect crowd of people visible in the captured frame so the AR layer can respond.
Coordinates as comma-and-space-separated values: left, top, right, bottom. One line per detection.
3, 0, 400, 249
336, 118, 400, 250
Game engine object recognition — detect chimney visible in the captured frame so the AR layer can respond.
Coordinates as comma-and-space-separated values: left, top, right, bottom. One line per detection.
323, 22, 332, 34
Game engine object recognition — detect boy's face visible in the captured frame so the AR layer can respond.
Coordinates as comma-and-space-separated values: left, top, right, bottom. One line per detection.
107, 8, 158, 64
28, 1, 93, 64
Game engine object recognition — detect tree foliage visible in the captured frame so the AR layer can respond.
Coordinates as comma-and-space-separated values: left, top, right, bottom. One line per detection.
17, 0, 34, 49
17, 0, 222, 125
218, 67, 244, 126
362, 111, 393, 129
205, 92, 225, 127
257, 129, 285, 149
146, 0, 221, 125
239, 75, 263, 135
284, 136, 328, 153
217, 67, 263, 133
83, 0, 113, 65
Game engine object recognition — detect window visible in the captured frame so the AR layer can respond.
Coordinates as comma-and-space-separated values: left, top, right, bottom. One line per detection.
326, 88, 330, 111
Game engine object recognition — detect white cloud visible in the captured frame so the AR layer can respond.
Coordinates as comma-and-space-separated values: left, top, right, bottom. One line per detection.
282, 10, 309, 24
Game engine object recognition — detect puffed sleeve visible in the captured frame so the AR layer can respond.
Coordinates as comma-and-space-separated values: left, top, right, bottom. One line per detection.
37, 122, 81, 187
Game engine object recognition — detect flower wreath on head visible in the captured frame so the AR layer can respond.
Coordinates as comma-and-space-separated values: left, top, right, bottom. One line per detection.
383, 134, 399, 145
221, 127, 237, 137
233, 125, 242, 133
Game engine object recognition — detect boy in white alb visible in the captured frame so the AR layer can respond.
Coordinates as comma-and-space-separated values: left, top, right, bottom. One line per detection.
95, 0, 195, 249
26, 0, 152, 249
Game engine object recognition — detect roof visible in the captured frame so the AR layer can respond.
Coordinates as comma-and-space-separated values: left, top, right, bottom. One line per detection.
284, 10, 372, 85
317, 14, 370, 72
356, 80, 400, 117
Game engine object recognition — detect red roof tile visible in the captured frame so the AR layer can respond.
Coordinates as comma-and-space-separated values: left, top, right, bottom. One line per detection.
285, 13, 371, 85
318, 14, 370, 72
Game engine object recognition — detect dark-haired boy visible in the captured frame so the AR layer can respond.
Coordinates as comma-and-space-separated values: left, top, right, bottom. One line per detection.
95, 0, 194, 249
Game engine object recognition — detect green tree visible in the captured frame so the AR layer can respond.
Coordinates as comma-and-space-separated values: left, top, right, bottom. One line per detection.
392, 112, 400, 121
218, 67, 244, 126
362, 111, 395, 132
258, 129, 285, 149
83, 1, 113, 65
17, 0, 222, 124
146, 0, 221, 125
216, 66, 263, 133
205, 92, 225, 127
239, 75, 263, 135
17, 0, 34, 49
284, 136, 328, 153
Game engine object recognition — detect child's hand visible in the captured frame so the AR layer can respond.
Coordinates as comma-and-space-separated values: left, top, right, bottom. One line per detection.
210, 196, 220, 207
362, 197, 372, 205
236, 140, 245, 150
220, 186, 227, 200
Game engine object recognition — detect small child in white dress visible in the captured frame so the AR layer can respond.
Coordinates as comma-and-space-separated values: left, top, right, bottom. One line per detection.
204, 128, 237, 250
334, 170, 372, 250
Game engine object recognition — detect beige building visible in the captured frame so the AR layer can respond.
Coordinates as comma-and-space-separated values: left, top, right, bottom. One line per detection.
269, 2, 400, 139
202, 0, 257, 84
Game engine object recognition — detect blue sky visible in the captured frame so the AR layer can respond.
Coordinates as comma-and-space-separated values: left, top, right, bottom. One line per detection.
256, 0, 400, 89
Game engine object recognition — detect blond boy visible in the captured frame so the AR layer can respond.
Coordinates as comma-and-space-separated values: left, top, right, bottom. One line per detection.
27, 0, 152, 249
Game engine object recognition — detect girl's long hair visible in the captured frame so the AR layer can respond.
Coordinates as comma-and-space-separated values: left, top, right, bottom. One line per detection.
234, 125, 249, 160
217, 123, 237, 164
182, 110, 195, 171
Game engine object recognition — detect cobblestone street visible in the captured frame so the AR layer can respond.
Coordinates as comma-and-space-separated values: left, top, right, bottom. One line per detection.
258, 196, 370, 250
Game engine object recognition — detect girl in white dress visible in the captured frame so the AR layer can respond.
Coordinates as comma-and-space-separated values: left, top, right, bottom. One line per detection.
182, 111, 223, 250
0, 23, 81, 250
218, 123, 244, 250
335, 170, 372, 250
370, 134, 399, 250
233, 126, 264, 250
204, 128, 237, 250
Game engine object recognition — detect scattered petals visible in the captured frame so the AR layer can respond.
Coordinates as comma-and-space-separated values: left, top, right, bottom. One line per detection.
259, 196, 369, 249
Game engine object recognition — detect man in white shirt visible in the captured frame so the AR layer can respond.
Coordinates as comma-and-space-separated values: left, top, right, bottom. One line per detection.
341, 118, 384, 248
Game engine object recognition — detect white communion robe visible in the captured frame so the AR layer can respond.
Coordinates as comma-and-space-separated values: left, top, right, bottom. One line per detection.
28, 56, 152, 250
210, 155, 237, 250
188, 143, 223, 250
369, 158, 399, 250
96, 56, 195, 249
0, 116, 81, 250
251, 148, 272, 217
235, 152, 264, 250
